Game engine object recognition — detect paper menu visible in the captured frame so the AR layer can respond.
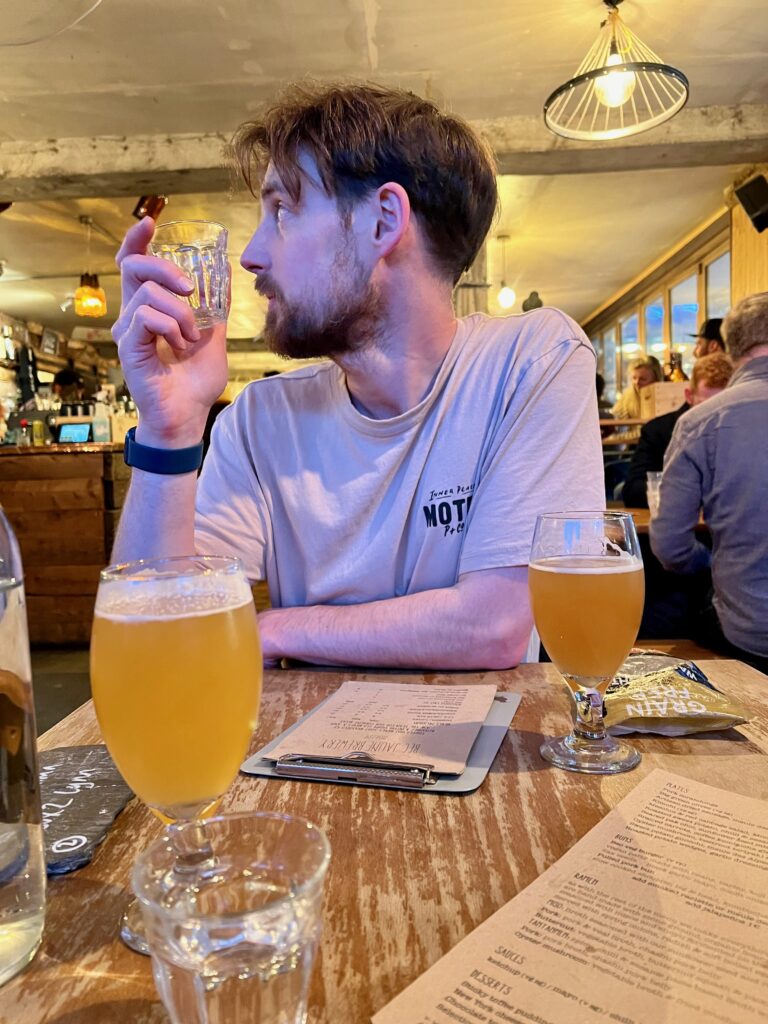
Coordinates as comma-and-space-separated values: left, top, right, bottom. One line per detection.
373, 770, 768, 1024
265, 681, 497, 775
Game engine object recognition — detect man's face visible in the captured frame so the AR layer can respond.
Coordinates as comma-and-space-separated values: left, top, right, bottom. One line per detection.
687, 382, 725, 407
631, 367, 655, 390
240, 157, 383, 360
693, 336, 718, 359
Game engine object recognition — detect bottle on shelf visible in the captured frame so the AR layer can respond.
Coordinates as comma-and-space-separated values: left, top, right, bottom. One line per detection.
668, 352, 687, 383
17, 420, 31, 448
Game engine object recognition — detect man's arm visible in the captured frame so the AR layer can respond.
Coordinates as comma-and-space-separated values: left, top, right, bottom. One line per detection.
110, 217, 228, 562
649, 423, 710, 574
258, 566, 532, 670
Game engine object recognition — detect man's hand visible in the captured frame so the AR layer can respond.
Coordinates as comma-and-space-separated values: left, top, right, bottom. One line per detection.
112, 217, 229, 448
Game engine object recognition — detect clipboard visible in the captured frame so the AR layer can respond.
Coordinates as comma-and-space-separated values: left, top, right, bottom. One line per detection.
241, 691, 521, 794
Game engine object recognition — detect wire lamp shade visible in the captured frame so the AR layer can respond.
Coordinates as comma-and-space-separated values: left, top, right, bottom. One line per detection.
544, 1, 689, 141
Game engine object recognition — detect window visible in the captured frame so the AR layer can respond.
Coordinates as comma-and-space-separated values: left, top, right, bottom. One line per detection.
602, 327, 617, 405
670, 274, 698, 376
644, 296, 665, 362
706, 251, 730, 319
619, 312, 640, 389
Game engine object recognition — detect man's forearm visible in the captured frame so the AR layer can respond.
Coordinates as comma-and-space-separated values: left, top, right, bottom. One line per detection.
111, 469, 198, 563
258, 568, 532, 670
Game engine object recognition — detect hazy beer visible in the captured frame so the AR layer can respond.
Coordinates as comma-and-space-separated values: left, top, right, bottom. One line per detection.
528, 556, 644, 690
91, 577, 262, 820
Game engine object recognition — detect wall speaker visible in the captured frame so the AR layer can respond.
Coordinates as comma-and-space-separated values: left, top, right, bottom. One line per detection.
734, 174, 768, 233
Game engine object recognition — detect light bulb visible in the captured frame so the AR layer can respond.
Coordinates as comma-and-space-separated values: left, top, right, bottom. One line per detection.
594, 51, 636, 109
497, 285, 516, 310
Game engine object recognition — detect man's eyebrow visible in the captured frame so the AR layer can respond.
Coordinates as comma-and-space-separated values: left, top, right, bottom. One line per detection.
260, 184, 281, 201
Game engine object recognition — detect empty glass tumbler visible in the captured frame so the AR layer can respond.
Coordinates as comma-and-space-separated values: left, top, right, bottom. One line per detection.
149, 220, 230, 329
133, 811, 331, 1024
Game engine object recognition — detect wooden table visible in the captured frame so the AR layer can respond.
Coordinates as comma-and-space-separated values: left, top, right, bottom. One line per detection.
2, 663, 766, 1023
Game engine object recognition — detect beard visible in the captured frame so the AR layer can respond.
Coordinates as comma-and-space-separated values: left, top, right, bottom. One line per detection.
259, 235, 385, 360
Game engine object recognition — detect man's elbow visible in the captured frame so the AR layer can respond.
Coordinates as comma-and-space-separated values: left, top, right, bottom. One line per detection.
470, 617, 530, 670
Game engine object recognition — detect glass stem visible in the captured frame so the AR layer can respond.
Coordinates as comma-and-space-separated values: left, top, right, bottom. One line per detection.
170, 820, 216, 880
572, 689, 607, 742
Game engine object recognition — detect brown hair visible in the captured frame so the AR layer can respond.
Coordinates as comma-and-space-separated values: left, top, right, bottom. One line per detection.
230, 82, 498, 285
722, 292, 768, 360
691, 351, 733, 391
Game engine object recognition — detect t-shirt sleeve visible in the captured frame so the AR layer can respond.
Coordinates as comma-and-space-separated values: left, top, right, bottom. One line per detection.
194, 402, 271, 583
459, 337, 605, 574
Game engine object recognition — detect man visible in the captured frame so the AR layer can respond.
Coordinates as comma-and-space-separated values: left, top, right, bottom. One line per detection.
111, 83, 604, 669
623, 351, 733, 508
651, 293, 768, 672
51, 368, 84, 403
691, 317, 725, 359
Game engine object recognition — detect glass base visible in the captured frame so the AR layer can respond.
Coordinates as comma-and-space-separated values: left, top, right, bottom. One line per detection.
541, 732, 641, 774
120, 896, 150, 956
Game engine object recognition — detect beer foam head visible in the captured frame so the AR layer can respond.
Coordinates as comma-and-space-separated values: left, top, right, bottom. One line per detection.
530, 555, 643, 574
95, 563, 253, 620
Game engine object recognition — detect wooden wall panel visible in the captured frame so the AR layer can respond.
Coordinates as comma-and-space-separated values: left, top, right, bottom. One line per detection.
10, 510, 106, 566
27, 596, 95, 645
731, 202, 768, 305
0, 453, 102, 481
0, 476, 103, 512
25, 565, 102, 596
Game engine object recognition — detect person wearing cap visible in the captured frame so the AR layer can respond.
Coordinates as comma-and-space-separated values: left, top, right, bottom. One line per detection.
650, 293, 768, 672
691, 318, 725, 359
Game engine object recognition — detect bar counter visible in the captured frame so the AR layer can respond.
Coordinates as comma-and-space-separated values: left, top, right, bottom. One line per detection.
0, 443, 129, 643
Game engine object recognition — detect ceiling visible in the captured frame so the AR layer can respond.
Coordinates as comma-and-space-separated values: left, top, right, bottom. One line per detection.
0, 0, 766, 371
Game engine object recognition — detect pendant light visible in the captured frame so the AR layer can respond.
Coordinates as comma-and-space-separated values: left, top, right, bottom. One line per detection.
544, 0, 688, 141
74, 215, 107, 318
496, 235, 515, 310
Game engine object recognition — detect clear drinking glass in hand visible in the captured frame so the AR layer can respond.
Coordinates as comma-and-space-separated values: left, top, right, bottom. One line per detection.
149, 220, 230, 328
528, 511, 644, 774
89, 556, 263, 952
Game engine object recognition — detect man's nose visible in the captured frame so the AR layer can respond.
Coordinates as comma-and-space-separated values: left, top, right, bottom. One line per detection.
240, 227, 270, 274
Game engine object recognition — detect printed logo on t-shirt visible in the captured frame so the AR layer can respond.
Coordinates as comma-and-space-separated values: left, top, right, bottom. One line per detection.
423, 483, 475, 537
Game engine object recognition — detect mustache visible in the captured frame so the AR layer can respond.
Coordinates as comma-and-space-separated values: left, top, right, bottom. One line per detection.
254, 276, 281, 300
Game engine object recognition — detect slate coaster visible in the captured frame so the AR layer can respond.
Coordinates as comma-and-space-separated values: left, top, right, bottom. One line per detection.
39, 745, 134, 875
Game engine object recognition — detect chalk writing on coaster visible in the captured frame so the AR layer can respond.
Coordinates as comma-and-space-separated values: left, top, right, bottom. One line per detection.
39, 745, 134, 875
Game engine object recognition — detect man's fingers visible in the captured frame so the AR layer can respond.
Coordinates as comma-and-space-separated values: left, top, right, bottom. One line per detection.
118, 281, 200, 344
120, 253, 195, 306
117, 305, 191, 357
115, 216, 155, 267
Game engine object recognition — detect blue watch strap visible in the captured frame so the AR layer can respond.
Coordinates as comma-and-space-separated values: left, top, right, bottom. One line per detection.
123, 426, 204, 475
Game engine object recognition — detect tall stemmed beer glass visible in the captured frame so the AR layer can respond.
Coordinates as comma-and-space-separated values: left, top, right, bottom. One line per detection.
528, 512, 644, 774
90, 556, 262, 952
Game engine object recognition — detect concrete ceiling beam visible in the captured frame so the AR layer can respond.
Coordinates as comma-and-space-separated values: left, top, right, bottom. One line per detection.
1, 105, 766, 201
482, 103, 768, 175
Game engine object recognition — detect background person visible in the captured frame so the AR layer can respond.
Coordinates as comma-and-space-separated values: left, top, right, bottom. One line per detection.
623, 351, 733, 508
110, 82, 605, 670
691, 317, 725, 359
650, 292, 768, 672
610, 356, 664, 423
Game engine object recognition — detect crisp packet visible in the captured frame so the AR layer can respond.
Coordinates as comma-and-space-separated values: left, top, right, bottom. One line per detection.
604, 650, 749, 736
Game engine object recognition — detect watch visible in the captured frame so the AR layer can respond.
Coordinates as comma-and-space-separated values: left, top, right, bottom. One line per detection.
123, 426, 204, 475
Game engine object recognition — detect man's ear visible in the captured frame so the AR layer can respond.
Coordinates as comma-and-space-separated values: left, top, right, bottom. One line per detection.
684, 385, 694, 406
369, 182, 411, 259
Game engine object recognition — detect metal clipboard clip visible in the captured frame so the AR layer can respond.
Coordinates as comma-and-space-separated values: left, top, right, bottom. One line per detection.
274, 751, 438, 789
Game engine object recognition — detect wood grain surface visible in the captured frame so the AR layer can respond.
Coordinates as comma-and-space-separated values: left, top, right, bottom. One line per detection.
1, 661, 765, 1024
